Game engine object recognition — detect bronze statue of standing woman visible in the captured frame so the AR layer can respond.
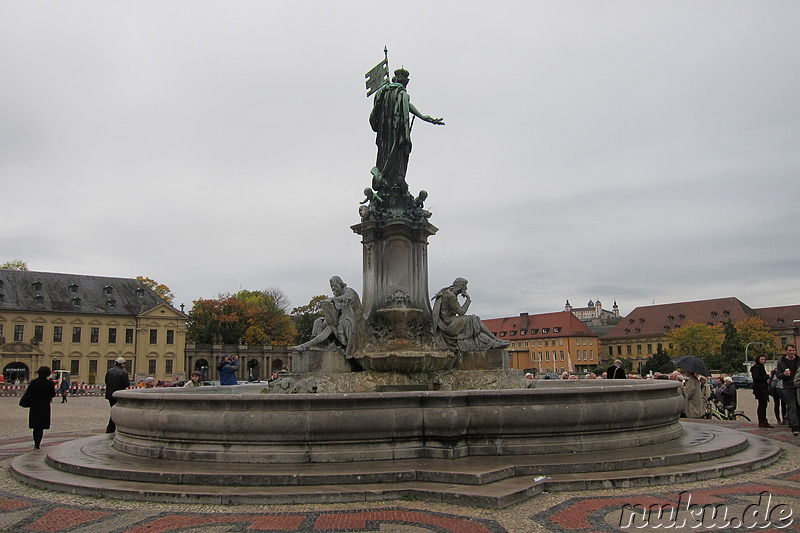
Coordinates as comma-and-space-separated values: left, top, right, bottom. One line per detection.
369, 68, 444, 200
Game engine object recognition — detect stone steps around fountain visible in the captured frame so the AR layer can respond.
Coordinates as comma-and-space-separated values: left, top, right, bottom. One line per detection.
34, 422, 746, 487
11, 422, 782, 509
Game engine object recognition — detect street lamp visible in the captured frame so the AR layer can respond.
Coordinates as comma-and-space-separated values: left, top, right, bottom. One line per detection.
744, 341, 764, 369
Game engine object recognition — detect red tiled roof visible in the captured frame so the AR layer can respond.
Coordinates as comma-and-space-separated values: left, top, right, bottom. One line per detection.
603, 297, 756, 341
483, 311, 597, 339
753, 305, 800, 329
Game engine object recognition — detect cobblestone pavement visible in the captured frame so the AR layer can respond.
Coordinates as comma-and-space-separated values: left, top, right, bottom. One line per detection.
1, 394, 799, 532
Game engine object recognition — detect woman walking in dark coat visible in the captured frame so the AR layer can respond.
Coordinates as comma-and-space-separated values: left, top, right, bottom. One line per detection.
750, 354, 772, 428
25, 366, 56, 449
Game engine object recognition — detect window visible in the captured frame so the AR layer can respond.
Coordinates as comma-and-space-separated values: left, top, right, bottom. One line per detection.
107, 299, 116, 310
104, 286, 113, 295
125, 328, 134, 344
637, 344, 642, 355
542, 328, 549, 334
70, 360, 79, 375
647, 344, 653, 354
34, 295, 44, 305
14, 325, 24, 342
72, 327, 81, 343
107, 360, 116, 371
499, 331, 506, 337
544, 340, 549, 347
72, 297, 81, 308
560, 350, 564, 361
53, 326, 63, 343
510, 330, 517, 336
165, 359, 173, 375
89, 360, 98, 375
69, 284, 78, 293
608, 346, 613, 356
149, 329, 158, 344
52, 359, 61, 371
530, 329, 538, 335
148, 359, 157, 374
589, 350, 594, 360
34, 325, 44, 343
32, 281, 42, 291
626, 345, 632, 355
545, 352, 549, 361
91, 327, 99, 343
589, 339, 593, 345
553, 327, 561, 333
108, 328, 117, 344
136, 288, 145, 297
0, 324, 3, 340
520, 329, 527, 335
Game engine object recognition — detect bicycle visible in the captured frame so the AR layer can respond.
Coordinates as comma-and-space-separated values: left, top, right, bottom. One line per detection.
703, 400, 751, 422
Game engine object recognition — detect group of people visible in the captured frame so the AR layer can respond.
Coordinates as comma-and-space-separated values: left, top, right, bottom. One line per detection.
681, 373, 738, 419
755, 343, 800, 436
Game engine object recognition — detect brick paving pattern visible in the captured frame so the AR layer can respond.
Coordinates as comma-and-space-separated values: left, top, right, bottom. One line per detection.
1, 395, 798, 532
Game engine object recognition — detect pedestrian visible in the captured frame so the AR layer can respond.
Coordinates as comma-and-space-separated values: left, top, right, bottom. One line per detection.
769, 368, 785, 425
718, 376, 737, 418
217, 355, 240, 385
183, 371, 203, 387
750, 354, 772, 428
104, 357, 131, 433
776, 344, 799, 436
607, 359, 627, 379
22, 366, 56, 449
683, 372, 705, 419
59, 376, 70, 403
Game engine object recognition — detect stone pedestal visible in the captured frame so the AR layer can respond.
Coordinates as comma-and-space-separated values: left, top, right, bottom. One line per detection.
351, 218, 437, 321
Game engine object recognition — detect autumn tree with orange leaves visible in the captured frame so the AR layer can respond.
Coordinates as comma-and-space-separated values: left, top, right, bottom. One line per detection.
186, 288, 296, 345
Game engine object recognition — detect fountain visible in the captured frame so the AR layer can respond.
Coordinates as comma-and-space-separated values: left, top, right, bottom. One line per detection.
11, 54, 780, 508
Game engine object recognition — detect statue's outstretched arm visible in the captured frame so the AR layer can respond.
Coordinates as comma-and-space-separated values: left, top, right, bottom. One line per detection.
409, 102, 444, 125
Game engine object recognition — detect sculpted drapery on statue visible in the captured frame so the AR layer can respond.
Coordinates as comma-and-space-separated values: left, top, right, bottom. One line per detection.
432, 278, 511, 353
368, 67, 443, 212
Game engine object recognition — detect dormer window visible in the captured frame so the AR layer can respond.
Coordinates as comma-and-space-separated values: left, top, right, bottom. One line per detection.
520, 329, 527, 335
668, 315, 674, 321
107, 299, 116, 310
69, 284, 78, 293
553, 327, 561, 333
629, 319, 635, 324
664, 326, 670, 332
72, 297, 81, 308
778, 318, 785, 324
639, 318, 645, 323
135, 288, 145, 297
32, 281, 42, 291
678, 314, 685, 320
722, 310, 730, 317
104, 286, 113, 295
530, 329, 538, 335
624, 328, 630, 334
542, 328, 549, 334
711, 311, 717, 318
510, 330, 517, 336
34, 295, 44, 305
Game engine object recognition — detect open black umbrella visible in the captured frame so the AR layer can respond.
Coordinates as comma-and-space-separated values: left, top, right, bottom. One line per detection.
671, 355, 710, 377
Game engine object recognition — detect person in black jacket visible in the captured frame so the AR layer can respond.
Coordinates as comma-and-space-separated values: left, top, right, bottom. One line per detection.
750, 354, 772, 428
607, 359, 627, 379
775, 344, 799, 436
104, 357, 131, 433
24, 366, 56, 449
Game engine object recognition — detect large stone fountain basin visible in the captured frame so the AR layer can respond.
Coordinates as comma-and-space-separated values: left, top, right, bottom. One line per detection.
111, 380, 684, 464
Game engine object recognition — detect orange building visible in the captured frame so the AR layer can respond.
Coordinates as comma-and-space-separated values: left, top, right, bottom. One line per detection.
483, 311, 599, 375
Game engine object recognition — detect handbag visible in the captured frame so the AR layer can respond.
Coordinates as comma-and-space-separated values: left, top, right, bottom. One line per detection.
19, 390, 32, 408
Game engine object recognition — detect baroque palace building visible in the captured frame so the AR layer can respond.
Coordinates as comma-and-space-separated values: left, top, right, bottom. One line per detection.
483, 311, 599, 375
601, 297, 800, 373
0, 270, 187, 384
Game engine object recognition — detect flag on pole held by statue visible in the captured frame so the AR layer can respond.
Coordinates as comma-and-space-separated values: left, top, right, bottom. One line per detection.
365, 56, 389, 97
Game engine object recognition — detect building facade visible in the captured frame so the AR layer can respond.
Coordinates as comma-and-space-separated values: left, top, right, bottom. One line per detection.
0, 270, 187, 384
601, 297, 800, 373
483, 311, 600, 375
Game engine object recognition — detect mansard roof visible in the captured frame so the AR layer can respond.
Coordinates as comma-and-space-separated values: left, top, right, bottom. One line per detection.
0, 270, 167, 316
484, 311, 598, 339
603, 297, 756, 341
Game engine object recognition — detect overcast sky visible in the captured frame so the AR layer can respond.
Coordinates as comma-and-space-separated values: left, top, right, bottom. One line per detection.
2, 1, 798, 319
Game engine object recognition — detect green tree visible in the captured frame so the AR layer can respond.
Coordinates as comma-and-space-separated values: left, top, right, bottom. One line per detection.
641, 347, 675, 376
709, 320, 744, 374
667, 322, 724, 362
291, 295, 327, 344
136, 276, 175, 305
1, 260, 28, 270
186, 289, 296, 346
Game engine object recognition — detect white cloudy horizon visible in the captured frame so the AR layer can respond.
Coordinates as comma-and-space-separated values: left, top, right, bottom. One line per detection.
2, 1, 798, 319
